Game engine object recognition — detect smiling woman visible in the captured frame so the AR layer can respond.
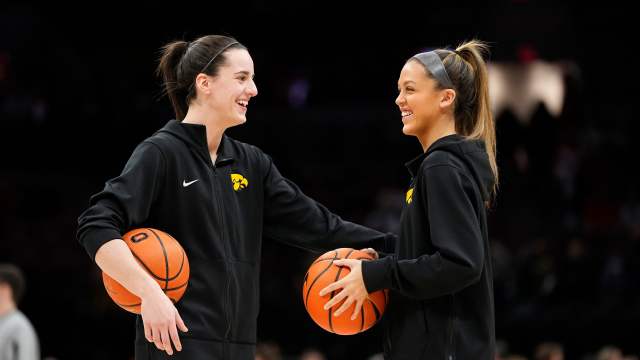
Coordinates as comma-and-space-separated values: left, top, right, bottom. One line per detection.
322, 40, 499, 360
76, 34, 394, 360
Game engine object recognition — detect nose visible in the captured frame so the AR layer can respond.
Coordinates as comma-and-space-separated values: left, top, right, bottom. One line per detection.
247, 79, 258, 97
395, 93, 404, 107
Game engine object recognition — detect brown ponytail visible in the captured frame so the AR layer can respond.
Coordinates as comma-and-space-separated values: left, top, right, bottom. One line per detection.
425, 40, 498, 202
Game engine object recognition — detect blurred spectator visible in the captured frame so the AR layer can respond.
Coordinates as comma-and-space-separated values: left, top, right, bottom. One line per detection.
299, 348, 326, 360
0, 264, 39, 360
256, 341, 282, 360
597, 346, 624, 360
506, 356, 529, 360
535, 342, 564, 360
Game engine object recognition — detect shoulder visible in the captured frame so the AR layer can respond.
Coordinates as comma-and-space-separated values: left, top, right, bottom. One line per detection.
126, 139, 166, 165
144, 131, 175, 157
418, 151, 475, 191
420, 150, 464, 174
3, 311, 36, 334
226, 136, 271, 164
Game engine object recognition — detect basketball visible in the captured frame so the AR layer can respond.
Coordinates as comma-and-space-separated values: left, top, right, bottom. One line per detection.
302, 248, 388, 335
102, 228, 190, 314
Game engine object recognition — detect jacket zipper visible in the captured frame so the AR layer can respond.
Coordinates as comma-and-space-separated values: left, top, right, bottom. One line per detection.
385, 328, 393, 355
447, 294, 456, 360
211, 164, 232, 359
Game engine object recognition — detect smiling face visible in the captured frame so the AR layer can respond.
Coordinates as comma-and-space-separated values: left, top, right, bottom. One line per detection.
194, 48, 258, 127
395, 59, 455, 138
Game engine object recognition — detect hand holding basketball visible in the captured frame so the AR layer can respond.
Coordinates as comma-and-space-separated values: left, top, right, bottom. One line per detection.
141, 285, 188, 355
101, 228, 190, 355
302, 248, 387, 335
319, 258, 368, 320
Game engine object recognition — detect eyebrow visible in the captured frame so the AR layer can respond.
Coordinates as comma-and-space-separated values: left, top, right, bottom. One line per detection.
397, 80, 416, 90
235, 71, 254, 77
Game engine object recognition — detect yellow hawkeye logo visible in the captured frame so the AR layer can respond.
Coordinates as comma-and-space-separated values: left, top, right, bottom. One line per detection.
406, 188, 414, 204
231, 174, 249, 191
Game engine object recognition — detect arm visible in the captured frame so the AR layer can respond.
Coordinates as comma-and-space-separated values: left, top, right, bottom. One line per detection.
15, 321, 39, 360
77, 141, 165, 261
95, 239, 188, 355
76, 141, 186, 354
261, 153, 395, 254
95, 239, 168, 304
361, 164, 484, 299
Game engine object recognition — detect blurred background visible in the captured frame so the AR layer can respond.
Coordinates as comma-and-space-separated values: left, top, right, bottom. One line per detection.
1, 2, 639, 359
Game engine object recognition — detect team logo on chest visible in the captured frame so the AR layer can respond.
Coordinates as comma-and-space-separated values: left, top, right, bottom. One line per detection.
406, 187, 414, 204
230, 173, 249, 191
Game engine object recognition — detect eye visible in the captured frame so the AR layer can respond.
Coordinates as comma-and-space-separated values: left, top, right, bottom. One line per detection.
406, 87, 415, 92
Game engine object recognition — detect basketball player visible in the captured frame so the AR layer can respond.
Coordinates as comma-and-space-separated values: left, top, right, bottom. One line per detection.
320, 40, 498, 359
76, 35, 393, 359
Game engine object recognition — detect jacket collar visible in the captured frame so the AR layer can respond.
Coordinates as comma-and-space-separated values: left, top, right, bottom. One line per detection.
157, 120, 234, 167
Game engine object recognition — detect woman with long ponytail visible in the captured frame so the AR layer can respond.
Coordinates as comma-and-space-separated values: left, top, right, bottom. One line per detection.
322, 40, 498, 359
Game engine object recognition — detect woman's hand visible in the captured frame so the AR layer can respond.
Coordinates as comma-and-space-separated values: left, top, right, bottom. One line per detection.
141, 287, 188, 355
95, 240, 189, 355
359, 248, 379, 259
319, 259, 369, 320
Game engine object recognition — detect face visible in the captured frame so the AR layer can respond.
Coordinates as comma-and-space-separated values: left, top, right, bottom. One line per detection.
395, 59, 455, 137
0, 283, 9, 304
195, 48, 258, 127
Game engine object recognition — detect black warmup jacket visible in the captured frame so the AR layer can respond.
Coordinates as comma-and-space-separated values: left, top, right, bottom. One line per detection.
77, 120, 393, 359
362, 134, 496, 360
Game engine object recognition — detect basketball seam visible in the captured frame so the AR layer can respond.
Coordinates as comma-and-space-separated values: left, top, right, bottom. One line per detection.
328, 249, 355, 333
115, 300, 141, 308
147, 228, 170, 290
167, 233, 187, 280
130, 252, 166, 282
368, 298, 382, 322
304, 251, 338, 310
164, 280, 189, 291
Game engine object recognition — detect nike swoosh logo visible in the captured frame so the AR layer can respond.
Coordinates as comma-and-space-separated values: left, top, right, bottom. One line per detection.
182, 179, 199, 187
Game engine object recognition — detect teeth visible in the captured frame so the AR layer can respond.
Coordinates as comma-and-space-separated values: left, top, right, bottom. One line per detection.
402, 111, 413, 117
237, 100, 248, 107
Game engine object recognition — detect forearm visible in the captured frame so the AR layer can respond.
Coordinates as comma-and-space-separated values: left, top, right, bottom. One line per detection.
95, 239, 161, 298
319, 220, 388, 251
362, 253, 482, 299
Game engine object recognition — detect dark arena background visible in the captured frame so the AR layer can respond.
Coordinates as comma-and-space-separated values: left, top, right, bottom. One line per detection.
1, 3, 638, 359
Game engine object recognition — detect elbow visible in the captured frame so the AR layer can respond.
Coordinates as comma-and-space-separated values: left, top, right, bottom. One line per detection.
460, 261, 483, 287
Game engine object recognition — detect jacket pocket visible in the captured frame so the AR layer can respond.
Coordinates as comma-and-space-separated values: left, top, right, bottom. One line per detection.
386, 298, 428, 358
227, 260, 260, 343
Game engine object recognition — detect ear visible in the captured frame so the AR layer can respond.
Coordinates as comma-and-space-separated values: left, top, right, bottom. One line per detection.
194, 73, 211, 96
439, 88, 456, 109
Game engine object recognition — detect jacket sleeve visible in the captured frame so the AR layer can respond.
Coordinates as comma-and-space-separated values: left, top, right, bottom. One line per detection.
361, 164, 484, 299
76, 141, 166, 261
261, 153, 395, 254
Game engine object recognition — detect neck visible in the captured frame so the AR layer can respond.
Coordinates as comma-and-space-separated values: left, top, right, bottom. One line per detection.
0, 300, 16, 317
182, 103, 227, 155
417, 113, 457, 152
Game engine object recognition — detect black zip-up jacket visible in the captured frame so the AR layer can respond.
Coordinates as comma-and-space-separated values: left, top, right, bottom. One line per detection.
77, 120, 394, 359
362, 134, 496, 360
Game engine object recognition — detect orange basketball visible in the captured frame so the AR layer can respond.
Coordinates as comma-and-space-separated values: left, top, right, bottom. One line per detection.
102, 228, 190, 314
302, 248, 388, 335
